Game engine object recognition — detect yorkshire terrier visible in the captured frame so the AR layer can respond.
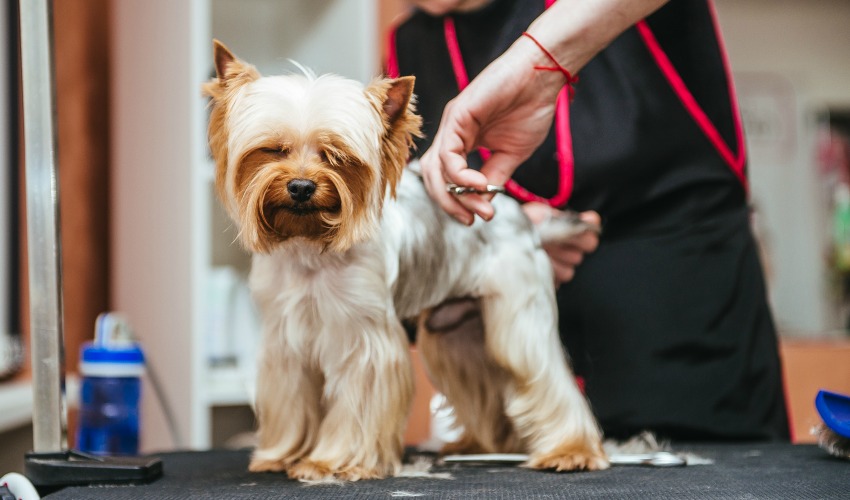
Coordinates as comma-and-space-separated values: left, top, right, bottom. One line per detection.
203, 40, 608, 481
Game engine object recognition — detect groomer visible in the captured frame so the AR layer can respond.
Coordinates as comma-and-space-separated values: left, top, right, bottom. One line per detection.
390, 0, 789, 440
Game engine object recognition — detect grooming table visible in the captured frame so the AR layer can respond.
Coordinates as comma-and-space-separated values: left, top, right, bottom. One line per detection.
44, 443, 847, 499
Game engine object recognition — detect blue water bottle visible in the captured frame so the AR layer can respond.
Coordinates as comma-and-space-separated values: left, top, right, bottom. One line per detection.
77, 313, 145, 456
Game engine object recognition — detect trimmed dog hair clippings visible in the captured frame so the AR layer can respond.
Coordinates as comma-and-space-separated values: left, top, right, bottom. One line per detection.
813, 389, 850, 460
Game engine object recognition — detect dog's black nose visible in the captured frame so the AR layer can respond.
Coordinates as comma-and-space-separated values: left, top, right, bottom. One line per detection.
287, 179, 316, 203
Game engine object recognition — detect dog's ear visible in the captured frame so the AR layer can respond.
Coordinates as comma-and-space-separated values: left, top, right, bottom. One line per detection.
381, 76, 414, 125
202, 40, 260, 99
213, 39, 237, 80
365, 76, 423, 198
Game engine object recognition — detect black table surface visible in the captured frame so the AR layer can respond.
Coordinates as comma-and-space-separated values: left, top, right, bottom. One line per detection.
46, 443, 848, 499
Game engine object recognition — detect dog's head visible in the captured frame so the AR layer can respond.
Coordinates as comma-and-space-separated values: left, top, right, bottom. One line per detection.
203, 40, 421, 254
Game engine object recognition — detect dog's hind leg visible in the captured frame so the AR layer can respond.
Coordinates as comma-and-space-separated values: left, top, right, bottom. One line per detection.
478, 245, 609, 471
417, 299, 524, 454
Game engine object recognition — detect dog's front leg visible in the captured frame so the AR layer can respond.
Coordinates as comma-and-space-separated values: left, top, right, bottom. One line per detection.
287, 316, 414, 482
249, 325, 323, 473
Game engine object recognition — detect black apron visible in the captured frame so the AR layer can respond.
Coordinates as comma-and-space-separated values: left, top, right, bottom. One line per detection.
391, 0, 789, 441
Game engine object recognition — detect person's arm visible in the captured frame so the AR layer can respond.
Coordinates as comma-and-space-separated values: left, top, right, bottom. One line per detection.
419, 0, 670, 225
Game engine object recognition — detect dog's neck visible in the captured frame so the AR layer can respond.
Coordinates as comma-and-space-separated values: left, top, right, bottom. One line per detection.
269, 236, 377, 273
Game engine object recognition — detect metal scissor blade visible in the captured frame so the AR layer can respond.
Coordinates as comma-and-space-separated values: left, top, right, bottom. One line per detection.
608, 452, 687, 467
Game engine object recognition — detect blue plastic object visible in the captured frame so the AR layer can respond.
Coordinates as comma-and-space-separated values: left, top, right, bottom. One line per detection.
815, 389, 850, 440
77, 313, 145, 456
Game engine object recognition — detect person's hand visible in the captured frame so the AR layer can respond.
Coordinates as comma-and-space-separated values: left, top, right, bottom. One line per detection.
522, 203, 600, 284
419, 35, 567, 225
417, 0, 670, 225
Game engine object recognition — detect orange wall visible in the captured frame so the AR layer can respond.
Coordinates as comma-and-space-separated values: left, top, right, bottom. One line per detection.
15, 0, 111, 387
378, 0, 412, 68
403, 348, 436, 445
781, 338, 850, 443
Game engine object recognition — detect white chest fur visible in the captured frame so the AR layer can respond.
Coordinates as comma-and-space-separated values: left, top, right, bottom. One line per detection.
248, 171, 538, 357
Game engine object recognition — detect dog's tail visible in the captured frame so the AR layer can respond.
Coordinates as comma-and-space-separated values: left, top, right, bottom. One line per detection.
535, 209, 601, 245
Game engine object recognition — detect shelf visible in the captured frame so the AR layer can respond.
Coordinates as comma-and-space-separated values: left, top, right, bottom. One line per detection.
205, 364, 252, 408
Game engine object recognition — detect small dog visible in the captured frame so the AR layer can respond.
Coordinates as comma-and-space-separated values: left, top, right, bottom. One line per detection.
203, 40, 608, 481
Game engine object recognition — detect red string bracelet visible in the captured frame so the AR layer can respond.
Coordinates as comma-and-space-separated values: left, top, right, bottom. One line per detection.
522, 31, 578, 98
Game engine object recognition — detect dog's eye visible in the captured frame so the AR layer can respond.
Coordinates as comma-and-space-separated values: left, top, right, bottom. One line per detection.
260, 146, 289, 158
319, 150, 331, 164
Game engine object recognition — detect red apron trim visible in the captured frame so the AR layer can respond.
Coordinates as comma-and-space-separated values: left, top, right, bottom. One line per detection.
444, 15, 574, 207
636, 5, 748, 193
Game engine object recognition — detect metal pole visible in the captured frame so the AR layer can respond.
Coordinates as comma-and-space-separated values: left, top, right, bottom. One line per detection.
19, 0, 65, 453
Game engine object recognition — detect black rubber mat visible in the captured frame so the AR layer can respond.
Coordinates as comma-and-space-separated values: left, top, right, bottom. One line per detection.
45, 443, 849, 499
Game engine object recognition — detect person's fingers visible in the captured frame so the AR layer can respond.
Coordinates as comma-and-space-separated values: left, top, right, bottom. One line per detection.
546, 244, 585, 267
427, 134, 497, 222
436, 147, 498, 222
440, 146, 496, 222
421, 151, 476, 225
478, 149, 524, 188
451, 192, 496, 222
579, 210, 601, 226
439, 145, 491, 192
566, 230, 600, 254
445, 162, 490, 190
542, 210, 603, 284
548, 256, 576, 284
419, 105, 498, 224
544, 230, 598, 266
545, 244, 582, 284
548, 210, 602, 253
555, 267, 575, 284
439, 112, 490, 189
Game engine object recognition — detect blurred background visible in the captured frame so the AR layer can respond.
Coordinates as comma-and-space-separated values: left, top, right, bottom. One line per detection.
1, 0, 849, 473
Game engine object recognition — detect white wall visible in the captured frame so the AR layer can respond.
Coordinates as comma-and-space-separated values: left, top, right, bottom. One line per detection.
716, 0, 850, 106
111, 0, 210, 451
211, 0, 378, 82
715, 0, 850, 335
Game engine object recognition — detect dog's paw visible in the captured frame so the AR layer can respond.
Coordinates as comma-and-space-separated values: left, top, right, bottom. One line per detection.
248, 455, 290, 473
287, 460, 387, 482
287, 459, 334, 481
333, 466, 387, 481
527, 442, 610, 472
